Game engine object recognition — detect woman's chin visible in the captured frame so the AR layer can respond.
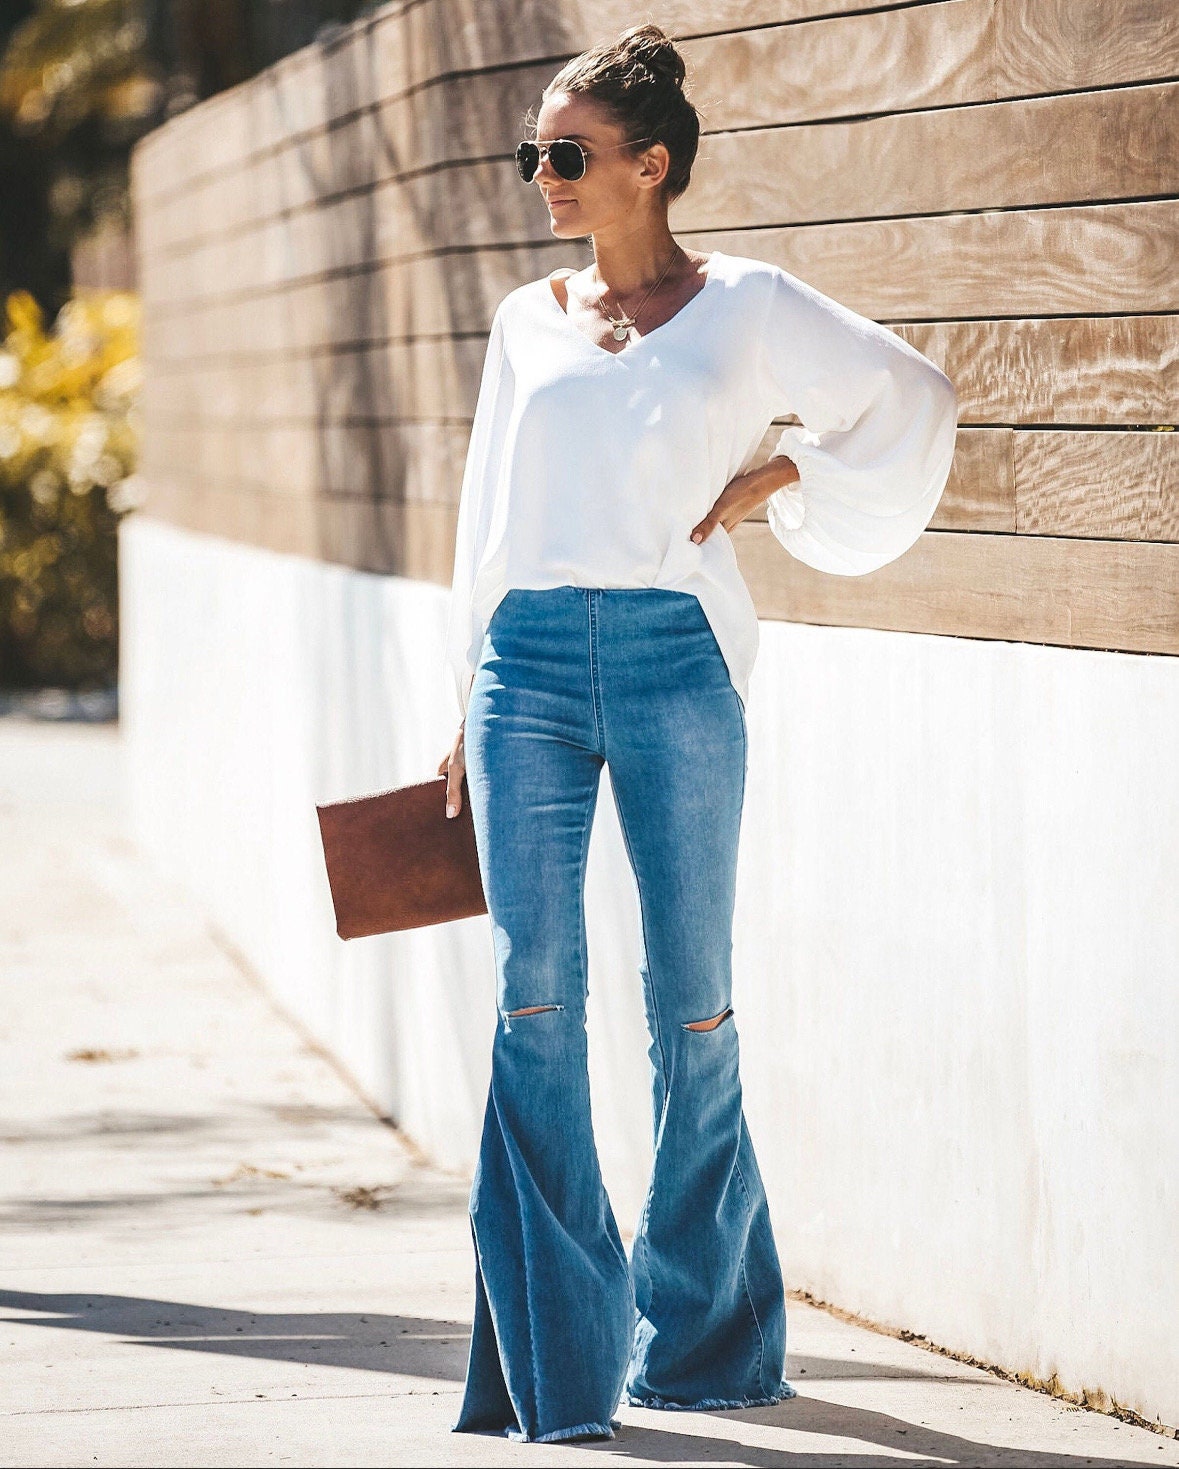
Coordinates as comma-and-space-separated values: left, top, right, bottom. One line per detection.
549, 219, 579, 238
548, 206, 591, 238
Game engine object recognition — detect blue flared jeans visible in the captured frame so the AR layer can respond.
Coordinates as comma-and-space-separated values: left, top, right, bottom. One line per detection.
453, 585, 794, 1444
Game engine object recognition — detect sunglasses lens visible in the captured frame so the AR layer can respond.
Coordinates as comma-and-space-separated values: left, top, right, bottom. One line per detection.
516, 139, 587, 182
515, 142, 539, 181
550, 140, 586, 181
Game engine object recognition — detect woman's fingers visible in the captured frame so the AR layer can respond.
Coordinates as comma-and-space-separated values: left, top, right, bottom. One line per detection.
445, 760, 463, 818
445, 725, 466, 818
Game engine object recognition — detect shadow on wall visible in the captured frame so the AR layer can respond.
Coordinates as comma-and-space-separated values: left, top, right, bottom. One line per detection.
239, 12, 586, 1125
256, 5, 582, 575
251, 3, 582, 733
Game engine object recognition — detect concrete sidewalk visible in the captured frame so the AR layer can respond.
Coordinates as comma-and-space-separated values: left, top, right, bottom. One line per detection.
2, 719, 1175, 1468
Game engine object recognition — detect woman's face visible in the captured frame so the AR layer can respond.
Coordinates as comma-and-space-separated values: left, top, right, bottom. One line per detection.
530, 91, 669, 239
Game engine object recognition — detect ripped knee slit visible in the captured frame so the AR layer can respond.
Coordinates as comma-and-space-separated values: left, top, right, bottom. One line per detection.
503, 1003, 565, 1017
682, 1006, 734, 1032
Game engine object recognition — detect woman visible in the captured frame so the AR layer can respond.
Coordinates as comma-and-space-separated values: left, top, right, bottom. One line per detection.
436, 22, 958, 1446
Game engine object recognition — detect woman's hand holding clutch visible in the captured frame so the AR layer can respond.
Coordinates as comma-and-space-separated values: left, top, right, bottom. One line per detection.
437, 721, 467, 818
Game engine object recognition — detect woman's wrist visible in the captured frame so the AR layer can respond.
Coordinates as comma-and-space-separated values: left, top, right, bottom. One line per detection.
756, 454, 801, 498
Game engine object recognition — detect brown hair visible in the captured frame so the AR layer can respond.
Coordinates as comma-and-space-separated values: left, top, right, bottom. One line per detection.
535, 23, 702, 203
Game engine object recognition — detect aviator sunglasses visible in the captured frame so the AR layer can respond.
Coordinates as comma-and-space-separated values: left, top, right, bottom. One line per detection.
515, 135, 654, 183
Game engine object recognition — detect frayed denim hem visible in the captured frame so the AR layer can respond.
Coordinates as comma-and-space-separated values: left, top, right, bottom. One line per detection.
505, 1416, 620, 1444
625, 1380, 797, 1412
453, 1416, 621, 1444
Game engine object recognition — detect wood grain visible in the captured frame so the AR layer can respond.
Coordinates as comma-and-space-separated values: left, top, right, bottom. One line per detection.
751, 428, 1179, 542
145, 418, 1179, 551
141, 420, 471, 504
129, 0, 1179, 658
733, 521, 1179, 654
138, 480, 1179, 657
745, 424, 1016, 532
993, 0, 1179, 94
902, 316, 1179, 426
327, 83, 1170, 258
1015, 430, 1179, 541
929, 429, 1015, 532
142, 314, 1179, 434
692, 202, 1179, 321
136, 197, 1179, 327
138, 81, 1179, 272
687, 0, 996, 132
677, 82, 1179, 232
133, 0, 1179, 212
309, 5, 999, 207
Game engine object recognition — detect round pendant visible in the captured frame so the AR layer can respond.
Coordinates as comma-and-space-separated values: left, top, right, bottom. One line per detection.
612, 324, 630, 341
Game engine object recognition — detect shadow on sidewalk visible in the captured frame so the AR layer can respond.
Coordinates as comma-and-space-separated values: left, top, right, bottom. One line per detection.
608, 1396, 1159, 1469
1, 1290, 1158, 1467
0, 1289, 469, 1380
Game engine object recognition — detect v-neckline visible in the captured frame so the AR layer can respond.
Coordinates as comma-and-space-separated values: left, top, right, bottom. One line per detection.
544, 252, 723, 359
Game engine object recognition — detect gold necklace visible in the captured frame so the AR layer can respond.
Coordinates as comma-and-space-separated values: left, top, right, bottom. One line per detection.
594, 247, 684, 342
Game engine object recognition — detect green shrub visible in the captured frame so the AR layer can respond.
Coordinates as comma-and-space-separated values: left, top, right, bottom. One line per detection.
0, 285, 141, 688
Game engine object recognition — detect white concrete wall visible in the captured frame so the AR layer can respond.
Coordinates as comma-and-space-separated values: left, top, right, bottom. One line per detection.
119, 513, 1178, 1429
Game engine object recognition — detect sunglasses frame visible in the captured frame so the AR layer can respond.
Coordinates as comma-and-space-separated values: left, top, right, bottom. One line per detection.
515, 134, 654, 184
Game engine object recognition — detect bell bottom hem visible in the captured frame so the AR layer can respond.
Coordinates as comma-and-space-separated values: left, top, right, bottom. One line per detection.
624, 1380, 798, 1412
451, 1416, 622, 1443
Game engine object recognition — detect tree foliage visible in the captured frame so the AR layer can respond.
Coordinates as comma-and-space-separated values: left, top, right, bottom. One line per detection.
0, 287, 141, 686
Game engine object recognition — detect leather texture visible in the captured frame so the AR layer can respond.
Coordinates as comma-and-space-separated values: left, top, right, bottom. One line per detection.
316, 773, 486, 939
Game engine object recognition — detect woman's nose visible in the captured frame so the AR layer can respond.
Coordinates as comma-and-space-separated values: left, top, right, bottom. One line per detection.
533, 149, 560, 187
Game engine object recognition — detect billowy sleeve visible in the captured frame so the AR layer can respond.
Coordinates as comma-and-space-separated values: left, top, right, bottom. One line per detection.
756, 265, 958, 575
443, 301, 516, 725
443, 303, 515, 724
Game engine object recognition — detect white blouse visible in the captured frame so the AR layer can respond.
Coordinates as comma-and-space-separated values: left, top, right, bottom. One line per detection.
443, 249, 958, 723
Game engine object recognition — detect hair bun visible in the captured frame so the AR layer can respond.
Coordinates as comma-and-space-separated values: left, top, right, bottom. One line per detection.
620, 23, 686, 90
542, 23, 700, 202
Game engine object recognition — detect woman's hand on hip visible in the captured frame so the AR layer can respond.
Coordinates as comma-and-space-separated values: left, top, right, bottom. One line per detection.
436, 722, 466, 818
690, 456, 801, 543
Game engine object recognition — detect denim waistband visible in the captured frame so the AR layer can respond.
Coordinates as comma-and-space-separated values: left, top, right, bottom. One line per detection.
477, 584, 740, 762
488, 584, 707, 632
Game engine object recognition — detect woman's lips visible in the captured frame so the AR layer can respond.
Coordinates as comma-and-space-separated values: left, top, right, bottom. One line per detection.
548, 198, 577, 208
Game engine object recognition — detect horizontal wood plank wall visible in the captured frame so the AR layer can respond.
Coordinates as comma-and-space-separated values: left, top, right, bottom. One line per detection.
130, 0, 1179, 655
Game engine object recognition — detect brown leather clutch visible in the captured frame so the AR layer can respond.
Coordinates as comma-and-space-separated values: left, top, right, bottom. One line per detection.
315, 774, 487, 939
